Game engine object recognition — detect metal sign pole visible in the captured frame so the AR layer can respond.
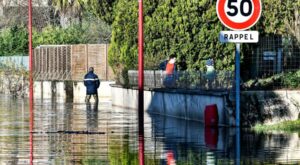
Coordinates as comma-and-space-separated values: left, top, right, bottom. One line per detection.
236, 127, 241, 165
235, 43, 240, 127
235, 43, 241, 165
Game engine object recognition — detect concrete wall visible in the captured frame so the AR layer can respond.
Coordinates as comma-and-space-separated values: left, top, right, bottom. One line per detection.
33, 81, 73, 102
111, 86, 227, 125
73, 81, 115, 103
110, 86, 300, 126
33, 81, 115, 103
241, 90, 300, 125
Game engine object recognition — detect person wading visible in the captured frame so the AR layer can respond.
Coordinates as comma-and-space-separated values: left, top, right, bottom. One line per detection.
84, 67, 100, 103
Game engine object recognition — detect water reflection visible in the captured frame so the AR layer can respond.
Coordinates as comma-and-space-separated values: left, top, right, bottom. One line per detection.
0, 95, 300, 164
29, 94, 34, 165
86, 103, 98, 133
148, 114, 300, 164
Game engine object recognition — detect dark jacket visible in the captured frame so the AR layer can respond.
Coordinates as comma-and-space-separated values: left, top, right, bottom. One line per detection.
84, 71, 100, 95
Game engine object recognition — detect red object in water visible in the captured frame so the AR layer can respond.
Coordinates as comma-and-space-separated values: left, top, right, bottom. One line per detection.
205, 127, 219, 149
204, 104, 219, 127
166, 150, 176, 165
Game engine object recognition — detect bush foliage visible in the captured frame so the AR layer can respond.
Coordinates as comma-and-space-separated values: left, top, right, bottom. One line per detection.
0, 16, 111, 56
108, 0, 236, 80
0, 26, 28, 56
107, 0, 300, 83
1, 0, 299, 85
243, 70, 300, 90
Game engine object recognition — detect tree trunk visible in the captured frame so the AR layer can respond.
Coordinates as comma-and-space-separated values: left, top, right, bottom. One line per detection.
59, 10, 80, 28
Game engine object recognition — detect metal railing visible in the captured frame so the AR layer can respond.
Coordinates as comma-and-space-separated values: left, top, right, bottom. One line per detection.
128, 70, 234, 90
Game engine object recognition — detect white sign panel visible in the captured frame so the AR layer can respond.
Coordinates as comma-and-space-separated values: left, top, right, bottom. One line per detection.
219, 31, 259, 43
263, 51, 276, 60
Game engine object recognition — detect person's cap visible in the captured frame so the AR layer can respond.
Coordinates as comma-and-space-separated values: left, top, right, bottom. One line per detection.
89, 67, 94, 72
206, 59, 213, 66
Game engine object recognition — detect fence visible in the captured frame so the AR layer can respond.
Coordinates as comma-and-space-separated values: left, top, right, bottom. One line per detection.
33, 44, 114, 81
33, 45, 71, 80
243, 35, 300, 89
0, 56, 29, 70
128, 70, 234, 90
248, 35, 300, 77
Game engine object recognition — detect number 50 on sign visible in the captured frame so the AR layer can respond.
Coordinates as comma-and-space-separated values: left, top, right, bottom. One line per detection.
216, 0, 262, 31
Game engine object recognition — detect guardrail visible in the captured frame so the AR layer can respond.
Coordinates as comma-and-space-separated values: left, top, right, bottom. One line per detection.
128, 70, 234, 90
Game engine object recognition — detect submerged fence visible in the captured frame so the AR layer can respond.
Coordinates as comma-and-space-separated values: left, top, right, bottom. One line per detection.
128, 70, 234, 90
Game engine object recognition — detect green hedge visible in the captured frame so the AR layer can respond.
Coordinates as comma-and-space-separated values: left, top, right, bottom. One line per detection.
0, 26, 28, 56
108, 0, 236, 82
0, 17, 111, 56
107, 0, 300, 83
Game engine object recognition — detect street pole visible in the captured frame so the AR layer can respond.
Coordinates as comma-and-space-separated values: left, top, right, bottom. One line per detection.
28, 0, 34, 164
235, 43, 240, 127
138, 0, 145, 165
235, 43, 241, 165
236, 127, 241, 165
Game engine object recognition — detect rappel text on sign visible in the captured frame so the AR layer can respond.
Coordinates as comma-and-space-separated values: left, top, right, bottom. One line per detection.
219, 31, 259, 43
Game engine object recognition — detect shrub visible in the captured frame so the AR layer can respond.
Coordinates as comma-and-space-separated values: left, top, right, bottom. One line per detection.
108, 0, 236, 83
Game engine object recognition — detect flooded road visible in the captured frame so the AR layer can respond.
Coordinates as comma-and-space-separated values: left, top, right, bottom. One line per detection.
0, 95, 300, 164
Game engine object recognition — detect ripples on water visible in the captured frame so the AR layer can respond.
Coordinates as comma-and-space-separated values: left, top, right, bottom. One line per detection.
0, 95, 300, 164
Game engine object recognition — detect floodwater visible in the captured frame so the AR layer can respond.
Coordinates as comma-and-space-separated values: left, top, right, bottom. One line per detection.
0, 95, 300, 165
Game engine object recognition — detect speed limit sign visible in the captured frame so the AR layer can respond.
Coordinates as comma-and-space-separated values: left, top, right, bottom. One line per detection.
216, 0, 262, 31
216, 0, 262, 127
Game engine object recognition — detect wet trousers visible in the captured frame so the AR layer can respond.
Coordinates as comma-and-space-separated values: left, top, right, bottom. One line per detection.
85, 94, 98, 103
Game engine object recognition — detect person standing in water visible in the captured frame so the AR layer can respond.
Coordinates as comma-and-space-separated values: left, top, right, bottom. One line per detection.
84, 67, 100, 103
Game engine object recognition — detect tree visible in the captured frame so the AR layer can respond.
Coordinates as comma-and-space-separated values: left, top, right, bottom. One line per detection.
259, 0, 300, 43
81, 0, 118, 25
51, 0, 84, 27
108, 0, 138, 83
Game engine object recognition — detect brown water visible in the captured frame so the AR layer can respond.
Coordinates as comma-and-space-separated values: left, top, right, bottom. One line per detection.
0, 95, 300, 165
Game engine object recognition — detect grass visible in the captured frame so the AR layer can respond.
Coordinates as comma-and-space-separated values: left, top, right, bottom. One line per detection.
253, 119, 300, 133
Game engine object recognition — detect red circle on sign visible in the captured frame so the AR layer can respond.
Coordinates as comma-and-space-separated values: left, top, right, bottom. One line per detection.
217, 0, 262, 30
